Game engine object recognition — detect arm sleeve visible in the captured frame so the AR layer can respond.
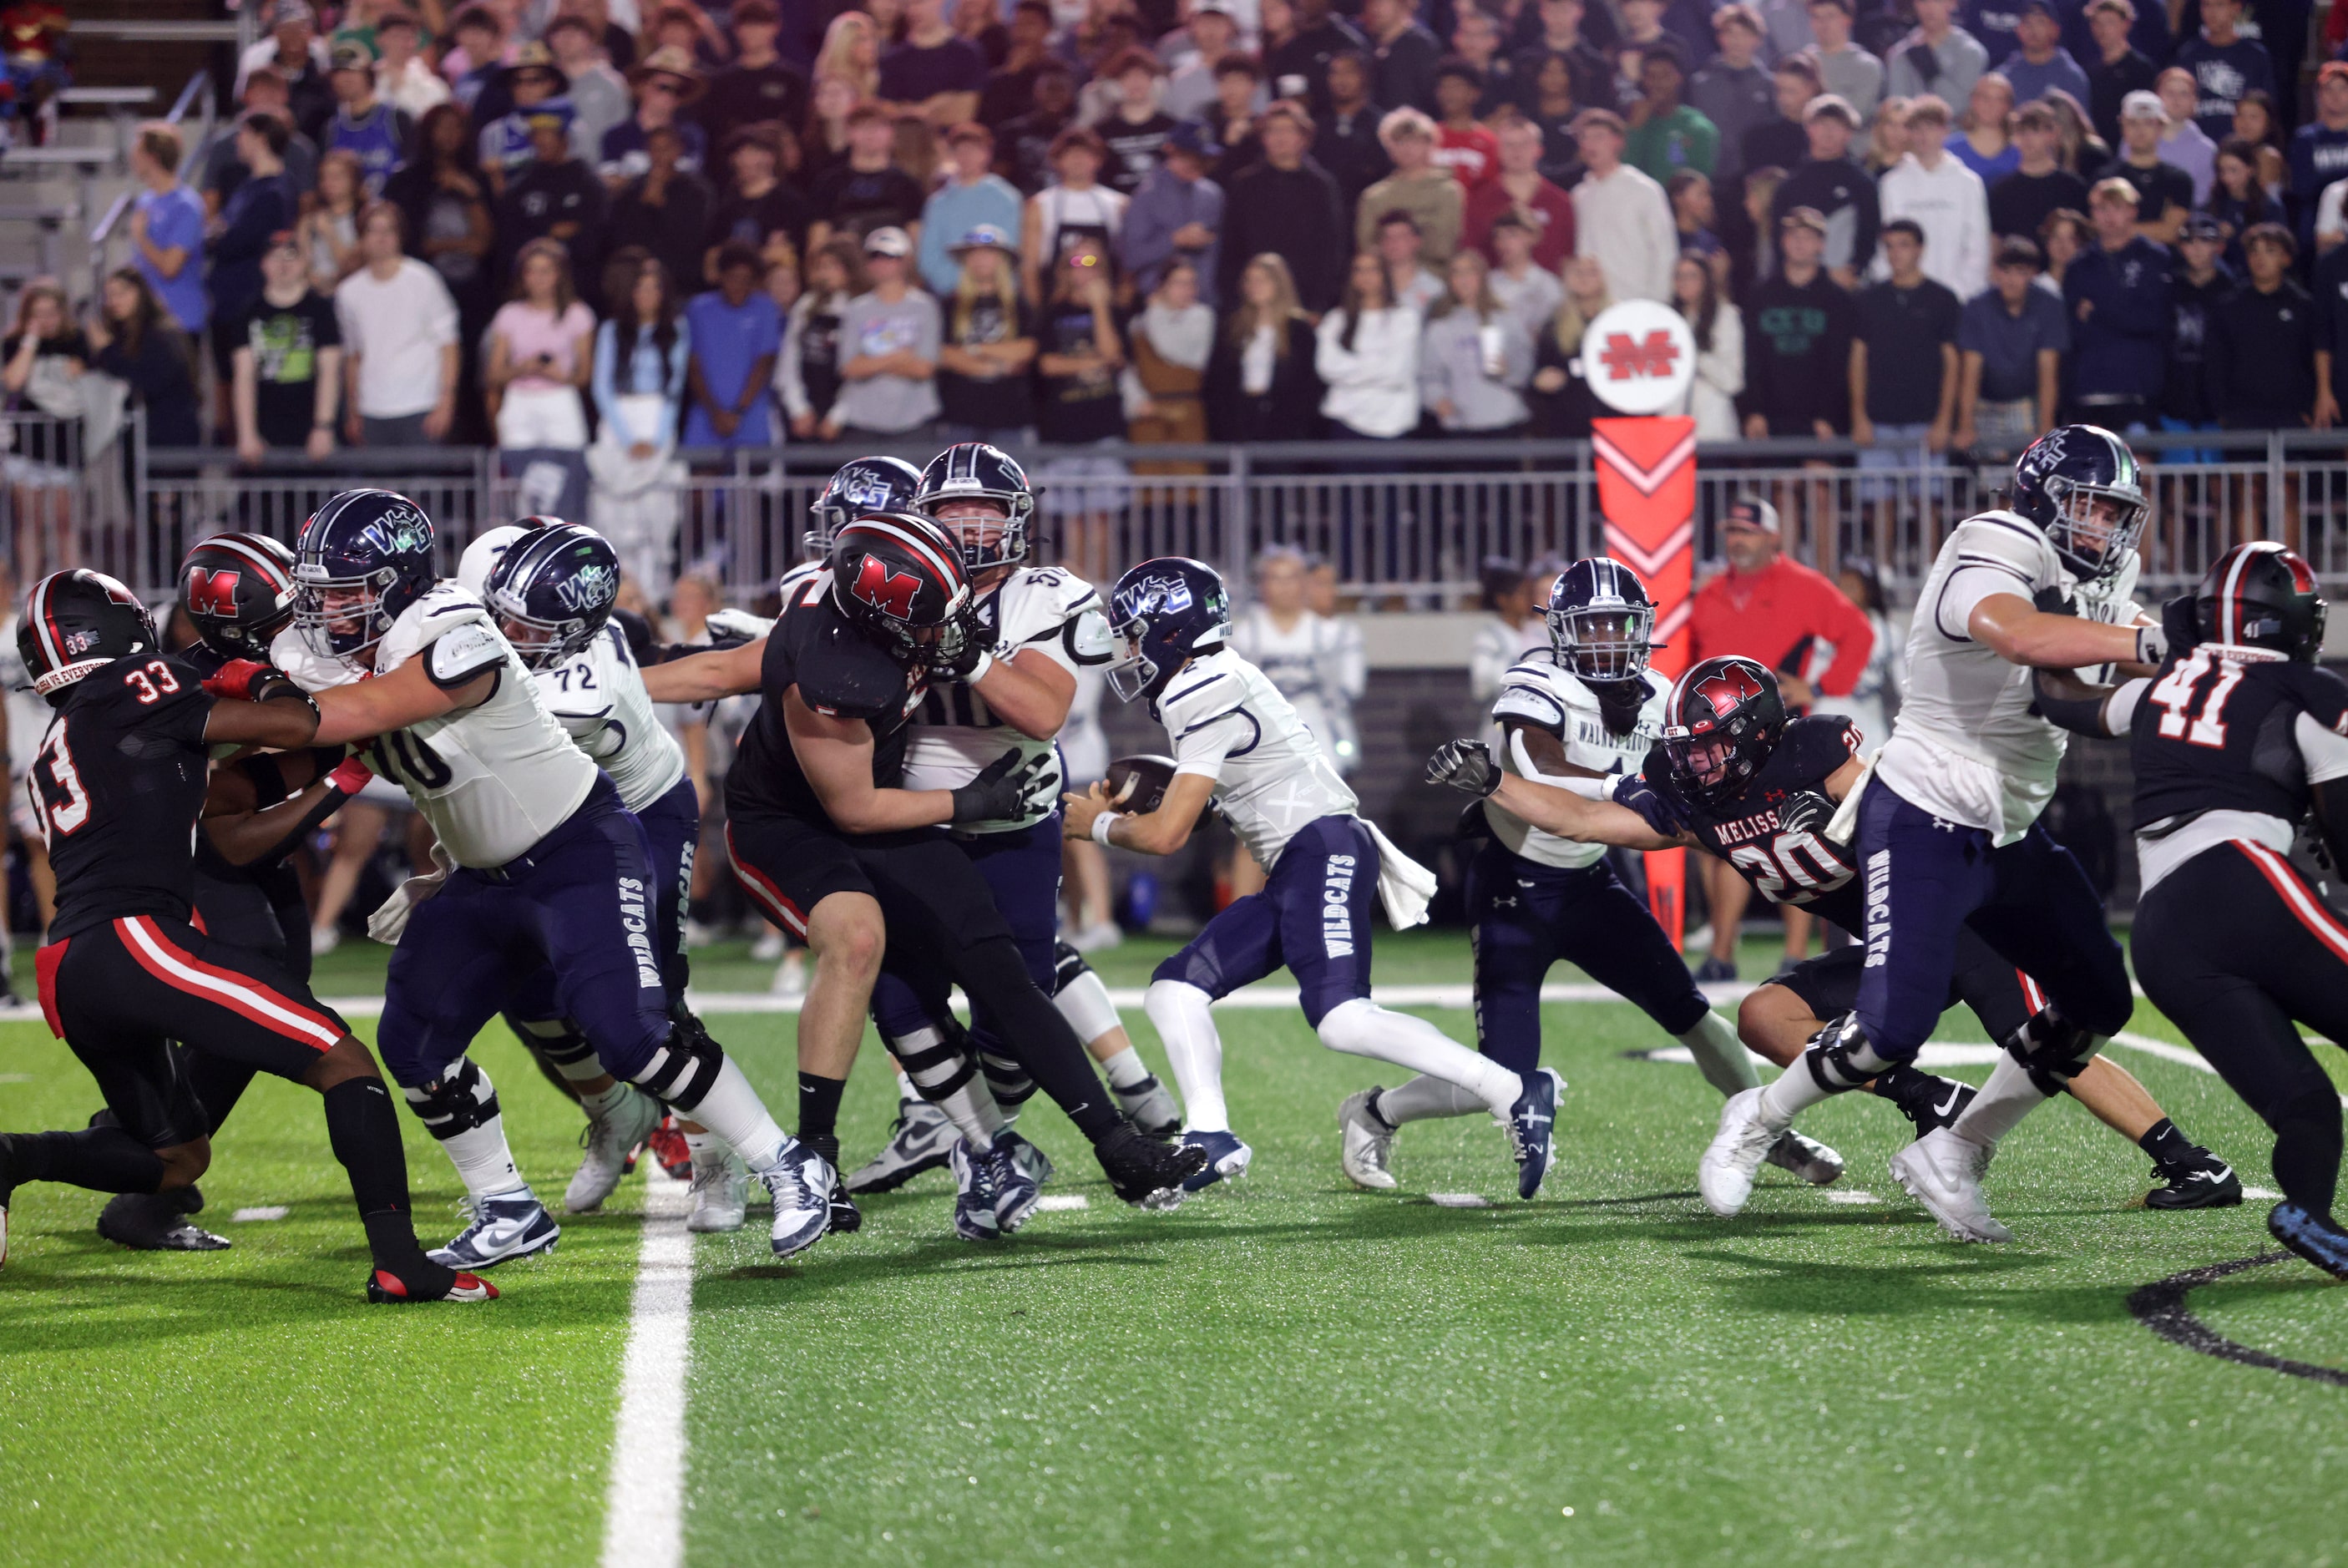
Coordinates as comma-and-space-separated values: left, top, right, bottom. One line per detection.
1809, 569, 1879, 697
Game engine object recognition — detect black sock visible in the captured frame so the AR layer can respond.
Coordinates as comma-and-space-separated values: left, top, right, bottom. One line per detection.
1364, 1089, 1397, 1130
952, 933, 1121, 1141
6, 1125, 169, 1196
797, 1071, 847, 1143
322, 1078, 440, 1280
2138, 1117, 2197, 1168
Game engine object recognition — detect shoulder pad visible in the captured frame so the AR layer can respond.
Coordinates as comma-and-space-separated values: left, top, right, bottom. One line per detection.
1493, 661, 1576, 735
1779, 713, 1861, 781
1948, 511, 2058, 589
375, 583, 491, 674
1156, 650, 1242, 726
996, 568, 1106, 650
793, 616, 910, 721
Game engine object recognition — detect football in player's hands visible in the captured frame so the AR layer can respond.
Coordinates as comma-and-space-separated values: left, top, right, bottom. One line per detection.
1776, 790, 1837, 841
1105, 754, 1182, 814
1425, 738, 1500, 797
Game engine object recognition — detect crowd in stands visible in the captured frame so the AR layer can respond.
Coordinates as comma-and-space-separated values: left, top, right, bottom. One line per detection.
18, 0, 2348, 491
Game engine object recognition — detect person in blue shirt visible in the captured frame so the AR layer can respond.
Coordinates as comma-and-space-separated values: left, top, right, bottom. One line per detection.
683, 242, 782, 449
127, 123, 209, 337
1996, 0, 2089, 104
2290, 63, 2348, 255
2173, 0, 2274, 144
2061, 175, 2171, 428
321, 42, 412, 199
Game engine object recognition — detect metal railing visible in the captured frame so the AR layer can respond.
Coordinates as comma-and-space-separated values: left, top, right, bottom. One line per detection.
104, 427, 2348, 608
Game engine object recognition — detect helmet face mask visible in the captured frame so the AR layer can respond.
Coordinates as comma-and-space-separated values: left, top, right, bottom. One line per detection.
2013, 425, 2148, 582
1106, 559, 1230, 703
1106, 615, 1160, 702
482, 522, 620, 671
293, 489, 438, 663
1546, 559, 1657, 684
294, 566, 405, 660
2044, 478, 2147, 580
916, 443, 1035, 570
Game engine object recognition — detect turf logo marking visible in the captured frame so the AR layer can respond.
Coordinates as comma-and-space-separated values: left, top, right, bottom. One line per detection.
2127, 1252, 2348, 1387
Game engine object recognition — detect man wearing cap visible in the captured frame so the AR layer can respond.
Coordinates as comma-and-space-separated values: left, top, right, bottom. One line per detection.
702, 0, 809, 152
918, 123, 1023, 294
2160, 212, 2233, 457
1875, 94, 1989, 295
1685, 493, 1875, 980
2094, 92, 2189, 244
325, 40, 413, 199
2290, 63, 2348, 257
1689, 5, 1773, 183
1121, 121, 1226, 302
935, 225, 1038, 442
882, 0, 989, 127
1570, 108, 1678, 301
823, 227, 942, 442
2061, 176, 2171, 429
496, 104, 607, 296
1771, 94, 1878, 288
602, 46, 708, 186
1995, 0, 2087, 104
478, 43, 578, 195
1952, 236, 2067, 451
236, 0, 335, 140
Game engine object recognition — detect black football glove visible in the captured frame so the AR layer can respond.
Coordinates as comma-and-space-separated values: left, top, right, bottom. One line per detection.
2032, 584, 2077, 618
949, 750, 1052, 823
1776, 789, 1839, 842
1611, 771, 1688, 837
1426, 738, 1501, 797
926, 602, 995, 681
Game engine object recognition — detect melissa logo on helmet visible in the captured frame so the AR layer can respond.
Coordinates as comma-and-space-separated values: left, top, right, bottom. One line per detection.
849, 553, 924, 620
552, 563, 617, 613
1690, 660, 1764, 717
184, 569, 242, 617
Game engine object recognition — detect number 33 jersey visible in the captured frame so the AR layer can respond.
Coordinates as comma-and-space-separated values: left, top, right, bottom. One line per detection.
1642, 714, 1865, 932
24, 651, 217, 940
273, 584, 599, 867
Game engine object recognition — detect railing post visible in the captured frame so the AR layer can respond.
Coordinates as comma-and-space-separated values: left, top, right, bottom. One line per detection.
1224, 443, 1252, 590
2269, 429, 2286, 544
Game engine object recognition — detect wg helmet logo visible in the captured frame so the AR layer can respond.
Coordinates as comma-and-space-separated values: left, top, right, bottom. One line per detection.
553, 563, 618, 613
355, 506, 429, 558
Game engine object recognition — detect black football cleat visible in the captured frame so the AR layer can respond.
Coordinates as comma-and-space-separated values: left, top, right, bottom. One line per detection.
802, 1134, 863, 1233
98, 1191, 231, 1252
2145, 1151, 2243, 1210
1095, 1120, 1211, 1205
367, 1266, 499, 1303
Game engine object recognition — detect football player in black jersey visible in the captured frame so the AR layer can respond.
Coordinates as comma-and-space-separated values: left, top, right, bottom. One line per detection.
0, 569, 491, 1302
642, 507, 1208, 1213
1434, 654, 2236, 1216
92, 534, 383, 1252
2036, 543, 2348, 1277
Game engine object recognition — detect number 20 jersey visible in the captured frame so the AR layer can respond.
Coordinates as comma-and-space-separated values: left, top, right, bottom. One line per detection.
1642, 715, 1865, 931
273, 584, 600, 867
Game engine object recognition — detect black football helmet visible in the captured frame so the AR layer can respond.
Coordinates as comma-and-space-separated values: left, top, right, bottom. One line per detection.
916, 442, 1035, 569
483, 521, 623, 668
807, 456, 925, 556
180, 532, 297, 656
292, 488, 438, 661
1547, 557, 1658, 683
21, 569, 160, 701
2011, 424, 2147, 582
1106, 557, 1232, 702
827, 509, 972, 667
2196, 540, 2325, 662
1662, 655, 1789, 803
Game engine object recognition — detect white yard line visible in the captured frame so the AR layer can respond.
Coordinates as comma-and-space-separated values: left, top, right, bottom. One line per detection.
600, 1165, 695, 1568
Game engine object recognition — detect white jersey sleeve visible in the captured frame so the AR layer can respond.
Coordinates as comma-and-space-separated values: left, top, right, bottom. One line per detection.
531, 623, 689, 812
1481, 662, 1668, 869
276, 584, 601, 868
1153, 646, 1359, 871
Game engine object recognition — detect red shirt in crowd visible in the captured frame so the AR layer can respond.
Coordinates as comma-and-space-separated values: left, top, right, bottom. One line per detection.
1687, 553, 1877, 701
1434, 124, 1500, 188
1462, 176, 1576, 271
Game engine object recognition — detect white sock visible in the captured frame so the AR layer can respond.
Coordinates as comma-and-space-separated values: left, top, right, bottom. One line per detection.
1055, 962, 1124, 1044
440, 1120, 524, 1201
577, 1080, 630, 1120
1679, 1010, 1762, 1096
679, 1055, 789, 1172
933, 1073, 1004, 1153
683, 1128, 720, 1166
1758, 1064, 1826, 1125
1317, 999, 1521, 1118
1950, 1053, 2058, 1148
1145, 979, 1228, 1131
893, 1069, 918, 1105
1373, 1074, 1488, 1125
1096, 1044, 1152, 1092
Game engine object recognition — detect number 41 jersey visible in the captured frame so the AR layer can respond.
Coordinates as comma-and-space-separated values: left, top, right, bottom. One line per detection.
1642, 714, 1865, 932
25, 652, 215, 941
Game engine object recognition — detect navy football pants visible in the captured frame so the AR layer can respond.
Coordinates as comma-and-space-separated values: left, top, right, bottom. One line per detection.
1153, 815, 1379, 1029
869, 813, 1062, 1047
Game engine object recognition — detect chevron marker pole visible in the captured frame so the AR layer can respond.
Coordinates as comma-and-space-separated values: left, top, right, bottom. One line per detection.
1594, 415, 1697, 949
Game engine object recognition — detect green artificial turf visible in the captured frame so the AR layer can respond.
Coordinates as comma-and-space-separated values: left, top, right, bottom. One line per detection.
3, 932, 2345, 1567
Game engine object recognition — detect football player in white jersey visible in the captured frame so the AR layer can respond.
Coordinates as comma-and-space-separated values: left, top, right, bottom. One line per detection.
849, 444, 1183, 1236
1065, 556, 1554, 1200
1699, 427, 2166, 1241
1414, 560, 1839, 1198
1228, 544, 1367, 776
273, 489, 834, 1266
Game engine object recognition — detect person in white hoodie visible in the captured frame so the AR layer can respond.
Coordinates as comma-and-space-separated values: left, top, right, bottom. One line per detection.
1569, 108, 1678, 302
1315, 250, 1423, 438
1874, 94, 1991, 296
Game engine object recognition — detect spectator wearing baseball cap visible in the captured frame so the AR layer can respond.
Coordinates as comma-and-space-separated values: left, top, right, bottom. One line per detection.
604, 46, 708, 187
934, 226, 1037, 444
237, 0, 335, 139
1741, 206, 1856, 443
2096, 89, 2192, 245
919, 122, 1023, 295
1994, 0, 2087, 108
823, 226, 943, 441
324, 39, 414, 199
685, 241, 784, 449
1684, 492, 1875, 981
1953, 237, 2067, 453
1121, 121, 1226, 304
1769, 95, 1878, 287
2290, 62, 2348, 256
477, 42, 575, 195
2160, 211, 2232, 458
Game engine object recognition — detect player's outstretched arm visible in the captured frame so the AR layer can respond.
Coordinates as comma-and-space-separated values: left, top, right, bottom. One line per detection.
640, 636, 767, 704
2029, 667, 2134, 737
1489, 773, 1684, 851
1970, 592, 2160, 672
785, 687, 954, 832
204, 753, 373, 867
201, 670, 323, 751
310, 659, 497, 746
1060, 771, 1216, 856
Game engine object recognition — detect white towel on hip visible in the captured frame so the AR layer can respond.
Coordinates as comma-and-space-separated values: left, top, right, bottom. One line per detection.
1365, 819, 1437, 931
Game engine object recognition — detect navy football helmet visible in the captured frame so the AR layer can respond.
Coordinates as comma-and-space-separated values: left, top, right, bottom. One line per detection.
2197, 540, 2325, 662
2011, 424, 2147, 582
807, 456, 925, 556
1662, 655, 1788, 803
1106, 557, 1232, 702
292, 488, 438, 660
180, 532, 297, 656
21, 569, 159, 701
1547, 557, 1657, 683
916, 442, 1035, 569
827, 509, 972, 667
483, 521, 623, 669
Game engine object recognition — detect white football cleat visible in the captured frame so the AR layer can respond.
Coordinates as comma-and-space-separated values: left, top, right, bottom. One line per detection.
686, 1148, 747, 1233
1698, 1086, 1786, 1217
564, 1088, 665, 1214
429, 1188, 560, 1267
1338, 1087, 1399, 1190
763, 1141, 836, 1259
1889, 1127, 2011, 1242
1765, 1129, 1845, 1186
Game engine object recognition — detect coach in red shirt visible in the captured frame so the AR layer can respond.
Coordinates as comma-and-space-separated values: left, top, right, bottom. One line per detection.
1684, 495, 1876, 982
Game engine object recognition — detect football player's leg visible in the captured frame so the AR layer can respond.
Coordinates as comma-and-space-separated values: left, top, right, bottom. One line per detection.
1560, 859, 1758, 1096
1377, 838, 1548, 1128
1755, 948, 1975, 1132
961, 821, 1070, 1127
866, 965, 994, 1184
1148, 892, 1284, 1134
378, 885, 536, 1206
1059, 941, 1177, 1135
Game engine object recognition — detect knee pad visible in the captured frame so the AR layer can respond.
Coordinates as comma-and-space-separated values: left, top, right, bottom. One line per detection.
2004, 1005, 2102, 1097
507, 1014, 599, 1074
1804, 1013, 1898, 1095
401, 1057, 501, 1141
1051, 950, 1124, 1045
1054, 940, 1088, 992
979, 1050, 1037, 1108
887, 1019, 979, 1099
629, 1024, 726, 1112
